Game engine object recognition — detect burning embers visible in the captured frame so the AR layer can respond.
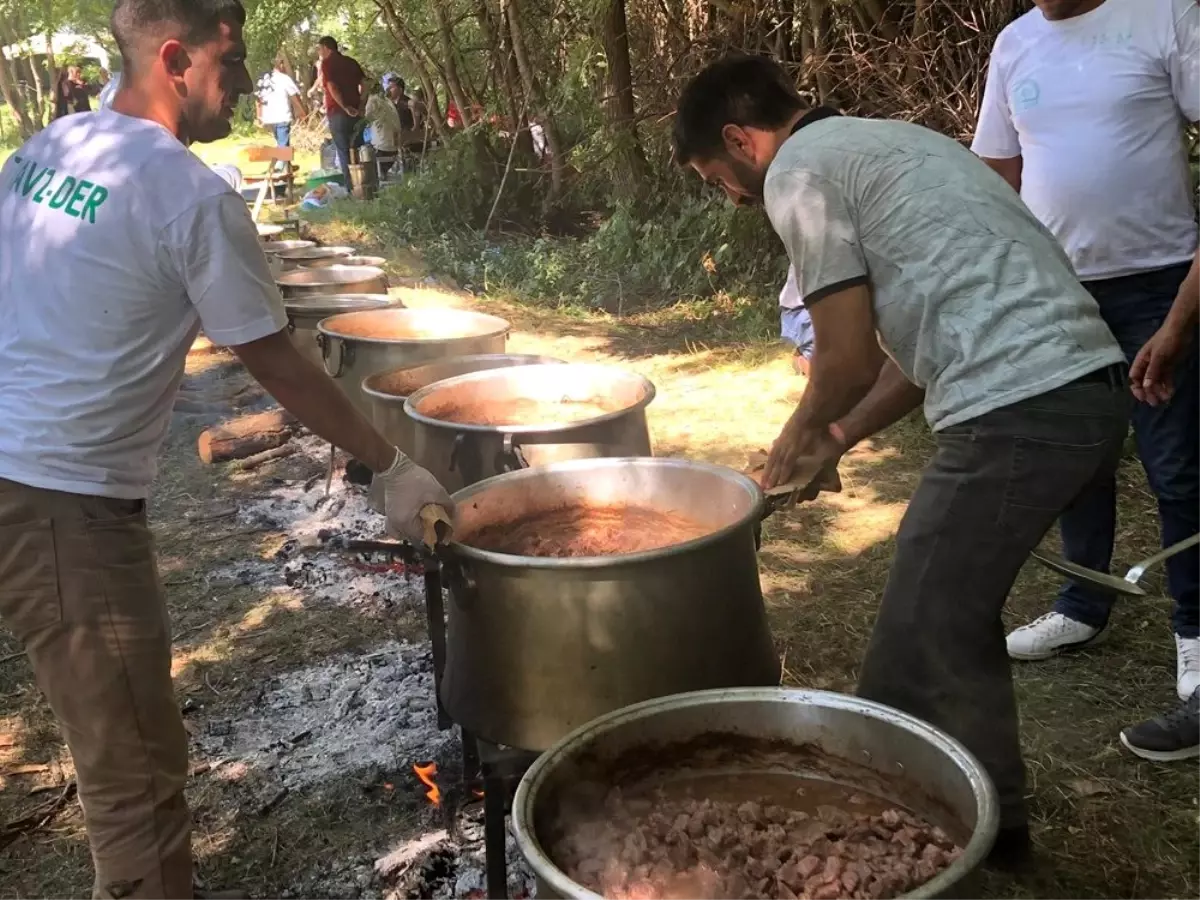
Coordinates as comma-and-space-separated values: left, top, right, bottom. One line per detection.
414, 762, 442, 806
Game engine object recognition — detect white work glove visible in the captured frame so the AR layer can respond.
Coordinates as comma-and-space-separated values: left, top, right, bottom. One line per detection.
378, 449, 455, 545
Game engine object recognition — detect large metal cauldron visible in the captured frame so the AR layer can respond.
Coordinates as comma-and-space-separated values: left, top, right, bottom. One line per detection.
405, 363, 654, 493
300, 254, 388, 269
261, 239, 314, 278
261, 239, 314, 256
362, 354, 565, 456
272, 244, 355, 271
513, 688, 999, 900
283, 294, 397, 369
441, 458, 780, 751
316, 308, 510, 420
277, 265, 388, 299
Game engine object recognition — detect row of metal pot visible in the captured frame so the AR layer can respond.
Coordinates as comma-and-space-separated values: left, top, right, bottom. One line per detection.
264, 250, 996, 899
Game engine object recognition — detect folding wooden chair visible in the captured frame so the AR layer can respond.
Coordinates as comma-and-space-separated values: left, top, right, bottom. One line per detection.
242, 146, 296, 222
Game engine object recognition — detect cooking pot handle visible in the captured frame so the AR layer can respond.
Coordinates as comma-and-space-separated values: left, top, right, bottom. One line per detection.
448, 433, 465, 473
319, 333, 352, 378
494, 433, 528, 473
442, 555, 478, 610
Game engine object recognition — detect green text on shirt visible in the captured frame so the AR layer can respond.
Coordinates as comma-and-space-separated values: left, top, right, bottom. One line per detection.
8, 155, 109, 224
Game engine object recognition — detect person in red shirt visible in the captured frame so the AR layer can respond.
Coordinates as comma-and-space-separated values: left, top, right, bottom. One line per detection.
316, 36, 366, 188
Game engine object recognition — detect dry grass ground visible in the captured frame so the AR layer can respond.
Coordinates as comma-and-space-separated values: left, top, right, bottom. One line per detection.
1, 225, 1195, 899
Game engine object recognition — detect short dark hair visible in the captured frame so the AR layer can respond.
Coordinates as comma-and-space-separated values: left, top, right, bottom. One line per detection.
673, 54, 804, 165
112, 0, 245, 74
318, 36, 339, 52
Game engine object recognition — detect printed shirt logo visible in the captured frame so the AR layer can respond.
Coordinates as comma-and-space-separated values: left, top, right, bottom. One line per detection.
1011, 77, 1041, 113
8, 154, 109, 224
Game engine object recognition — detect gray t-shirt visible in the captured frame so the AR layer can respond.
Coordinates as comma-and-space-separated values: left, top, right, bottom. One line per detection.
764, 116, 1124, 430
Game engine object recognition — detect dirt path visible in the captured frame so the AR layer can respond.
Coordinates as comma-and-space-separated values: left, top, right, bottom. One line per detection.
0, 251, 1194, 899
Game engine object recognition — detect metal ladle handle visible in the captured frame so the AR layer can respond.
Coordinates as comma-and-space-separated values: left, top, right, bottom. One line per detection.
1125, 533, 1200, 585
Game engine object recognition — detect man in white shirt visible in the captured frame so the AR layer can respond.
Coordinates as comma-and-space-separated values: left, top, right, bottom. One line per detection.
98, 69, 122, 109
255, 55, 303, 148
0, 1, 452, 896
973, 0, 1200, 701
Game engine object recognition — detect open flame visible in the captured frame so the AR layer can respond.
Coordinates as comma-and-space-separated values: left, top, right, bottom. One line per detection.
412, 762, 440, 806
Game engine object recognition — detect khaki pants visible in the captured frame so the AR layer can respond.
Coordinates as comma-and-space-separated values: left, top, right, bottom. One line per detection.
0, 478, 193, 898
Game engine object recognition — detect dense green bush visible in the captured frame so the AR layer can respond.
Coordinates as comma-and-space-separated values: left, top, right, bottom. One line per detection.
336, 130, 789, 319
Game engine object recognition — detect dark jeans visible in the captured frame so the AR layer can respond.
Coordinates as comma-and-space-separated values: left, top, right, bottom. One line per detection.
858, 367, 1130, 828
1054, 263, 1199, 638
328, 111, 365, 189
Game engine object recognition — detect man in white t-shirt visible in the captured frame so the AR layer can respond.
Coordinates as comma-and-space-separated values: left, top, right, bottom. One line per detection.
98, 69, 121, 109
973, 0, 1200, 702
256, 56, 303, 147
0, 1, 452, 896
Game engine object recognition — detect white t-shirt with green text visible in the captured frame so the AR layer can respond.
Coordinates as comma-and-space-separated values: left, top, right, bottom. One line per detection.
0, 109, 287, 498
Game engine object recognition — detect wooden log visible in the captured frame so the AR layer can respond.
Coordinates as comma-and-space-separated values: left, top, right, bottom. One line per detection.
231, 444, 297, 472
197, 410, 298, 464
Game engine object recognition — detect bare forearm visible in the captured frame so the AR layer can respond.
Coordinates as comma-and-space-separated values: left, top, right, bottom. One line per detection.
790, 344, 884, 432
234, 334, 394, 473
982, 156, 1022, 193
835, 359, 925, 448
1167, 248, 1200, 332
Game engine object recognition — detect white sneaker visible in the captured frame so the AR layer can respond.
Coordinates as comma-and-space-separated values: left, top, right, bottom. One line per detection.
1176, 635, 1199, 701
1006, 612, 1109, 661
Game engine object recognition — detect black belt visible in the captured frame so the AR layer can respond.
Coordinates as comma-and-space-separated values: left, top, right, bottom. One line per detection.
1076, 363, 1127, 388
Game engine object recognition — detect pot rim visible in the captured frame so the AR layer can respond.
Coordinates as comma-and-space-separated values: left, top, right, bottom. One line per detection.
273, 244, 356, 260
284, 293, 396, 319
447, 456, 762, 569
511, 687, 1001, 900
276, 265, 387, 288
261, 239, 316, 255
300, 254, 388, 268
403, 363, 656, 436
316, 308, 512, 346
361, 353, 566, 404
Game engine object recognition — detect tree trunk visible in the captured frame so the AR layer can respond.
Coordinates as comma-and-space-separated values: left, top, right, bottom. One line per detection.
806, 0, 833, 105
375, 0, 447, 138
0, 49, 38, 139
505, 0, 565, 209
478, 0, 534, 159
905, 0, 930, 87
600, 0, 649, 198
434, 4, 474, 123
43, 30, 57, 123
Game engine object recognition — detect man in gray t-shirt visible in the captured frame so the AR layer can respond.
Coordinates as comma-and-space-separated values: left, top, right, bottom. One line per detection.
674, 54, 1130, 864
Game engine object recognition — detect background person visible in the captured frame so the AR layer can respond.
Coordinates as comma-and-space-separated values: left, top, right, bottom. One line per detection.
54, 65, 92, 118
972, 0, 1199, 700
673, 54, 1129, 865
98, 68, 122, 109
256, 55, 304, 149
364, 75, 403, 177
0, 1, 452, 896
316, 35, 367, 189
778, 265, 814, 376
